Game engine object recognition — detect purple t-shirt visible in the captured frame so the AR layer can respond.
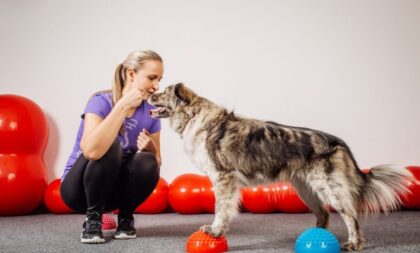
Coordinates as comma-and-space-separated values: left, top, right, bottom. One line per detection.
62, 91, 161, 181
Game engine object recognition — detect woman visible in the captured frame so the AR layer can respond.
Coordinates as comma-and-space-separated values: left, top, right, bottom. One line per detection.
60, 50, 164, 243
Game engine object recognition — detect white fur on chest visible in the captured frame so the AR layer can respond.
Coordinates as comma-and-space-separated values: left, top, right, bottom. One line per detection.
182, 114, 215, 173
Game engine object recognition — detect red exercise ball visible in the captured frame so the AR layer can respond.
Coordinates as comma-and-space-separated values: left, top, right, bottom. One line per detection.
0, 95, 48, 216
241, 182, 309, 213
169, 174, 215, 214
272, 181, 309, 213
44, 179, 73, 214
241, 185, 275, 213
169, 174, 204, 214
186, 230, 228, 253
402, 166, 420, 209
200, 176, 215, 213
135, 177, 169, 214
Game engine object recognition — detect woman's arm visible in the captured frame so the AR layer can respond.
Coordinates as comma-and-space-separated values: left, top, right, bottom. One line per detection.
80, 88, 145, 160
80, 103, 129, 160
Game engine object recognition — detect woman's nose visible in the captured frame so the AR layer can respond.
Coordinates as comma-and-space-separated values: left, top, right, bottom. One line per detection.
152, 80, 159, 90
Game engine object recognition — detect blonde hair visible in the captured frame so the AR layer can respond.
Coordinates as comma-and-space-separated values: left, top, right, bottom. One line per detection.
112, 50, 163, 106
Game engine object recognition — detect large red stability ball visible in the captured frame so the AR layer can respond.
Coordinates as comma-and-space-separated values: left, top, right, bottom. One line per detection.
200, 176, 215, 213
135, 177, 169, 214
169, 174, 203, 214
0, 95, 48, 216
241, 182, 309, 213
402, 166, 420, 209
241, 185, 275, 213
168, 174, 215, 214
271, 181, 309, 213
44, 179, 73, 214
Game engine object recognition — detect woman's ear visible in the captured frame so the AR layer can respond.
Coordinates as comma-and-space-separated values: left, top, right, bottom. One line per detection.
126, 68, 135, 82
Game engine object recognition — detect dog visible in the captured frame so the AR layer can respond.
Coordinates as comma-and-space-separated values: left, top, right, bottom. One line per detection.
148, 83, 412, 251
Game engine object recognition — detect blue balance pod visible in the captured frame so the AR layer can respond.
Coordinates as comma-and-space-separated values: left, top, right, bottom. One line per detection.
295, 227, 340, 253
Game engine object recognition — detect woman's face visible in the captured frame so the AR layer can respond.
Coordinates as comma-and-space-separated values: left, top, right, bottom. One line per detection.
126, 60, 164, 99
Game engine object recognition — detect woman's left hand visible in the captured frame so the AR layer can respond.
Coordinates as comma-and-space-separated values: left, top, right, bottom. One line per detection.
137, 129, 157, 154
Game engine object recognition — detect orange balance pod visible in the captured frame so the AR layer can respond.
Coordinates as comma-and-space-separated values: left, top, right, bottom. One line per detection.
102, 214, 116, 230
186, 230, 228, 253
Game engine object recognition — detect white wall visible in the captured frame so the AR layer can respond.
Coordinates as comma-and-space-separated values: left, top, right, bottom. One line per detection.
1, 0, 419, 183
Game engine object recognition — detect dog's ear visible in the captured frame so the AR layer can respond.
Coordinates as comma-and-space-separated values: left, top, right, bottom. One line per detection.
174, 83, 193, 105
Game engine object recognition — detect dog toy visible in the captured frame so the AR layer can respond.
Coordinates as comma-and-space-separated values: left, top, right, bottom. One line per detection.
295, 227, 340, 253
186, 230, 228, 253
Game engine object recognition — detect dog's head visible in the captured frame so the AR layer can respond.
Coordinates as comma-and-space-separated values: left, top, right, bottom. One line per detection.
148, 83, 196, 118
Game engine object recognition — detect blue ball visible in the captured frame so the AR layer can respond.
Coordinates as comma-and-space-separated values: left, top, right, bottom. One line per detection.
295, 227, 340, 253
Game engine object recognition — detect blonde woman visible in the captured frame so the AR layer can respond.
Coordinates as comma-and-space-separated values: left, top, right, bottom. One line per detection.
60, 50, 164, 243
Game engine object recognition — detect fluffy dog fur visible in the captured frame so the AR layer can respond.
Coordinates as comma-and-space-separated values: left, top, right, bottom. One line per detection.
148, 83, 413, 251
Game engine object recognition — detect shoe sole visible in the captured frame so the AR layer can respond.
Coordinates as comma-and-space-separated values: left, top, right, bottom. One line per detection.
80, 235, 106, 244
114, 233, 137, 239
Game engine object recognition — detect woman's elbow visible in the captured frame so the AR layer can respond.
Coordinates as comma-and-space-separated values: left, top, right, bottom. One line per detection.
81, 149, 101, 160
80, 143, 102, 161
83, 151, 102, 161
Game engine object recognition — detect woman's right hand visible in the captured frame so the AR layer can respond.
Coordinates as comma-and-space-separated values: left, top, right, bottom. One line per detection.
116, 88, 145, 113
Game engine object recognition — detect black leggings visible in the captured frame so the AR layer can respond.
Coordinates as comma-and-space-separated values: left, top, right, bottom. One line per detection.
60, 139, 160, 218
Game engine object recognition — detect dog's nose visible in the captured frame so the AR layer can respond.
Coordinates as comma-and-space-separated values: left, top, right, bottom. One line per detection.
149, 94, 157, 102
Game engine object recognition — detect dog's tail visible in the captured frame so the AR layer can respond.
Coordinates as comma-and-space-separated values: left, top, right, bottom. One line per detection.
359, 165, 413, 213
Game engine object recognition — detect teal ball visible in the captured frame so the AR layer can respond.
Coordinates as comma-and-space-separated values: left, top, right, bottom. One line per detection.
295, 227, 340, 253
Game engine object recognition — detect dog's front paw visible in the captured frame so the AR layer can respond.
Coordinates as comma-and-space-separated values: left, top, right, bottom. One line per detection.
199, 225, 223, 237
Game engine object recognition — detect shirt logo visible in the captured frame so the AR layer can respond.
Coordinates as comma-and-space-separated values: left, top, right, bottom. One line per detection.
125, 118, 138, 130
120, 118, 139, 149
121, 132, 129, 149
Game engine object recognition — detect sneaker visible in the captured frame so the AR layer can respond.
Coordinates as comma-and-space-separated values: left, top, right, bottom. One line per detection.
81, 212, 105, 244
114, 215, 136, 239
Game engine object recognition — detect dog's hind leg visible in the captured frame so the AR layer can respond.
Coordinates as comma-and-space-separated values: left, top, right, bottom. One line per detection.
200, 172, 241, 237
336, 210, 363, 251
325, 148, 364, 251
305, 159, 364, 251
312, 183, 363, 251
293, 178, 329, 228
324, 180, 363, 251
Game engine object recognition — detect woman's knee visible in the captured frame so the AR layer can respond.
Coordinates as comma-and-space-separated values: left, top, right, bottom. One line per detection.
132, 152, 160, 180
86, 139, 122, 175
60, 179, 86, 213
83, 139, 122, 185
98, 138, 122, 164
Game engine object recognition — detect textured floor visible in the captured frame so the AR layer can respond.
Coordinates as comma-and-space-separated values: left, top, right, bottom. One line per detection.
1, 211, 419, 252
